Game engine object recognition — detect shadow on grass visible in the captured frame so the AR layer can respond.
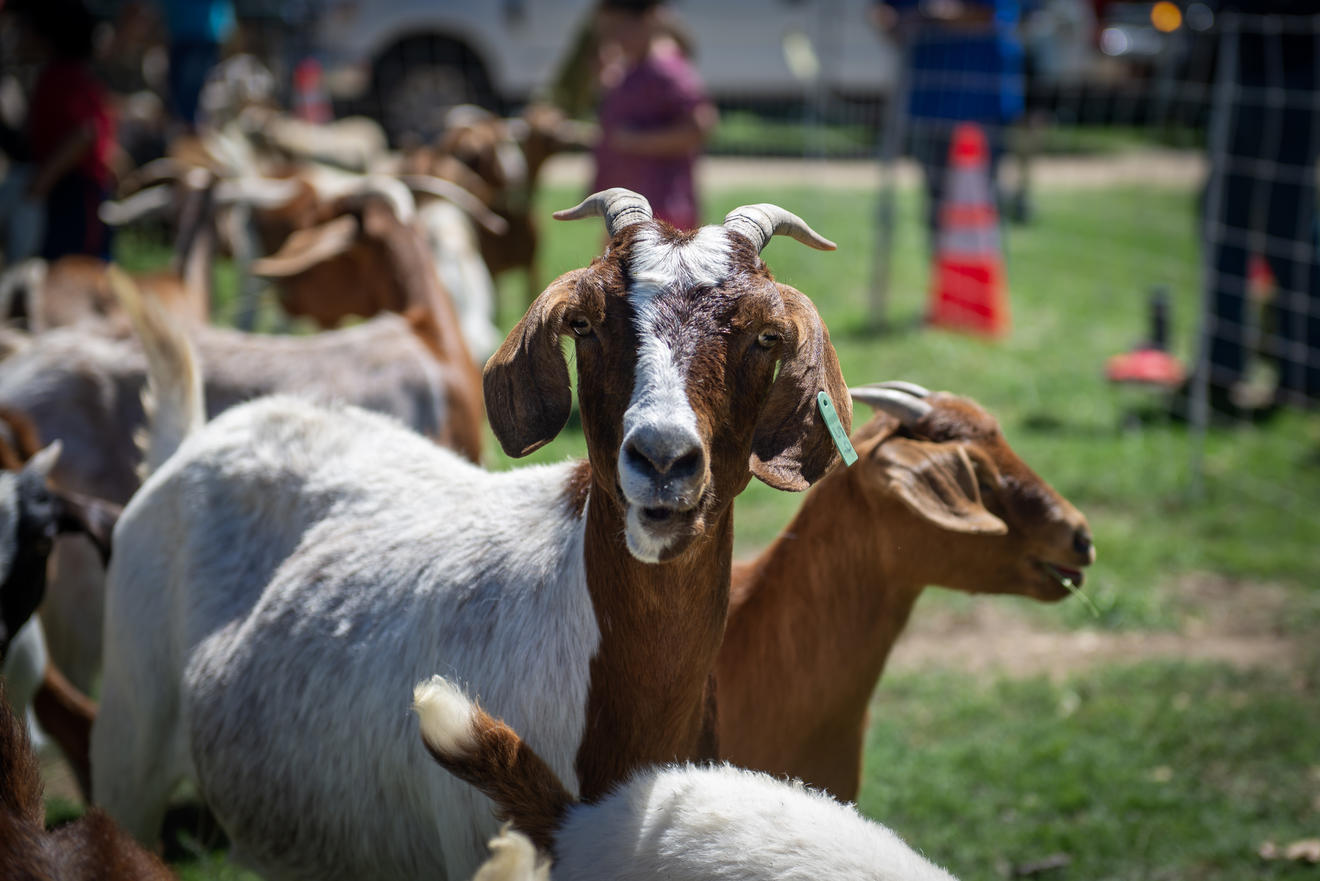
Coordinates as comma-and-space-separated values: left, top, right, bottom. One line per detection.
162, 801, 229, 865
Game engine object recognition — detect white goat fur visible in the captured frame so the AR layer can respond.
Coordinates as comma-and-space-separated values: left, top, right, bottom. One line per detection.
470, 828, 551, 881
418, 199, 500, 361
0, 316, 462, 697
94, 396, 598, 881
416, 676, 959, 881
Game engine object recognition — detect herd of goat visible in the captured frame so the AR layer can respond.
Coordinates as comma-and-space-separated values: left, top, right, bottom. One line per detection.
0, 104, 1096, 880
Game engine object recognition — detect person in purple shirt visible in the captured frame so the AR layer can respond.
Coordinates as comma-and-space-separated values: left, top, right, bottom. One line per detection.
591, 0, 717, 231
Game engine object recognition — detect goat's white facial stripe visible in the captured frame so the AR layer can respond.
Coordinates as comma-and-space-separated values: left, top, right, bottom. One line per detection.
622, 226, 733, 456
626, 226, 732, 313
617, 226, 733, 560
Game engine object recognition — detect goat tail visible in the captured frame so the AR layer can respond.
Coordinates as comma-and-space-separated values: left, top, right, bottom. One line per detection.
0, 682, 47, 830
107, 266, 204, 476
412, 676, 574, 856
471, 826, 552, 881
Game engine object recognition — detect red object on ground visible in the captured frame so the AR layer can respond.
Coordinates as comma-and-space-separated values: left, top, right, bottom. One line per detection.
293, 58, 332, 124
927, 122, 1010, 338
1105, 347, 1186, 388
1248, 253, 1276, 302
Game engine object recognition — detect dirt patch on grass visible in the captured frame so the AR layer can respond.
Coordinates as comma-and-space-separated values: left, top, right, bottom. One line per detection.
888, 573, 1307, 680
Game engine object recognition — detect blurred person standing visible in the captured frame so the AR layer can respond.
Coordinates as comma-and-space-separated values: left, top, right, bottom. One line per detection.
158, 0, 235, 130
18, 0, 117, 261
591, 0, 716, 230
873, 0, 1024, 250
1197, 2, 1319, 414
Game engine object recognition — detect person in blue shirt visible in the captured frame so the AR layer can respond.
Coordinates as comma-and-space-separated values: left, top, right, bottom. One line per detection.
157, 0, 236, 130
874, 0, 1023, 249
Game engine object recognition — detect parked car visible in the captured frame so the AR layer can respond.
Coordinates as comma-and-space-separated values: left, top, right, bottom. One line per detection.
306, 0, 899, 142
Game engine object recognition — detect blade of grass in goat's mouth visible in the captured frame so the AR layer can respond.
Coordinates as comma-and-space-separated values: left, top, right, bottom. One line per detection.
1041, 562, 1100, 618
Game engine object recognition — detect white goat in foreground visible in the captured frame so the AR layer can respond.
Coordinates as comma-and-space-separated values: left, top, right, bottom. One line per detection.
415, 676, 959, 881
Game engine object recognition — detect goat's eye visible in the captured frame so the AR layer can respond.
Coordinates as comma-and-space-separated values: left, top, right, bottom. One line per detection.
567, 316, 593, 337
755, 330, 781, 350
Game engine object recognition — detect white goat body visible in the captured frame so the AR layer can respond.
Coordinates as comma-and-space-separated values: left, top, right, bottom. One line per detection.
0, 316, 461, 505
0, 315, 463, 698
417, 676, 960, 881
95, 397, 599, 881
418, 198, 500, 360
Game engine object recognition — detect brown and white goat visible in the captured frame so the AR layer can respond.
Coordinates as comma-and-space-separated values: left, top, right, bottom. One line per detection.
248, 186, 486, 459
0, 682, 171, 881
413, 675, 960, 881
92, 188, 850, 881
716, 383, 1096, 800
426, 103, 592, 301
0, 169, 302, 331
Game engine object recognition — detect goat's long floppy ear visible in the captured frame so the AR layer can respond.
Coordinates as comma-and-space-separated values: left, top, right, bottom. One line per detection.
251, 215, 360, 278
483, 270, 586, 457
871, 438, 1008, 535
750, 285, 851, 492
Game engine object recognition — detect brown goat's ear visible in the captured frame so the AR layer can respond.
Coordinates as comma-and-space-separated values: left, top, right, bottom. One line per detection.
872, 438, 1008, 535
251, 215, 360, 278
483, 270, 586, 457
750, 285, 852, 492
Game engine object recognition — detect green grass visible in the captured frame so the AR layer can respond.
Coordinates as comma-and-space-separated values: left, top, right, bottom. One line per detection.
496, 179, 1319, 629
97, 168, 1318, 879
860, 661, 1320, 881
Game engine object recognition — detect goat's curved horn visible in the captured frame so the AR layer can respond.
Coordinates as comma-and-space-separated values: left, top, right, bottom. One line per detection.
872, 380, 932, 398
99, 185, 175, 226
849, 386, 933, 426
26, 440, 62, 479
214, 176, 305, 210
723, 204, 836, 253
399, 174, 509, 235
117, 157, 191, 194
553, 188, 653, 236
307, 170, 417, 224
444, 103, 497, 130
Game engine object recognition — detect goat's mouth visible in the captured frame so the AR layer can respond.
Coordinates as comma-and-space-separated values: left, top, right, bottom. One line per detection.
1038, 561, 1086, 589
1028, 558, 1092, 602
622, 497, 707, 564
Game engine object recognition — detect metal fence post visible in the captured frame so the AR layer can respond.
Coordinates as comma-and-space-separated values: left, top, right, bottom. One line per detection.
1189, 12, 1240, 501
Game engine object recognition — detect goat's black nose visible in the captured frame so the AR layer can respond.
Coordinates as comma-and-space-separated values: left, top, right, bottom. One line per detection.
624, 426, 705, 483
1073, 529, 1094, 560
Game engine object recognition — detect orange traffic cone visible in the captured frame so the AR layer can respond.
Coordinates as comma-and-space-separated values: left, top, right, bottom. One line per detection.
927, 122, 1009, 338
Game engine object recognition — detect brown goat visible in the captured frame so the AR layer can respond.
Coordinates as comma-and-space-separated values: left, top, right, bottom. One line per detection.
430, 104, 591, 301
251, 191, 485, 461
716, 384, 1096, 800
0, 682, 172, 881
1, 168, 302, 332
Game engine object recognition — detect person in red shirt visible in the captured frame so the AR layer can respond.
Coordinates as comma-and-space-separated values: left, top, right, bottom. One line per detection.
18, 0, 117, 261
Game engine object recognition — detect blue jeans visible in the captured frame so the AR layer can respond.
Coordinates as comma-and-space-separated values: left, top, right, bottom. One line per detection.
169, 40, 222, 127
41, 171, 112, 262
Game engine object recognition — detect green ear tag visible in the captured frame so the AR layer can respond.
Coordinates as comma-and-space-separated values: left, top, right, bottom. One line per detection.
817, 391, 858, 467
